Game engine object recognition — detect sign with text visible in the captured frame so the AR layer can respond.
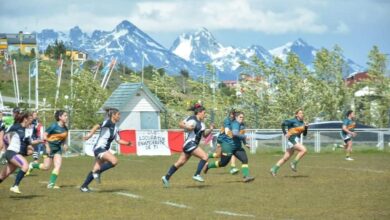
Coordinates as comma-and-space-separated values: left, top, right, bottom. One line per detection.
136, 130, 171, 156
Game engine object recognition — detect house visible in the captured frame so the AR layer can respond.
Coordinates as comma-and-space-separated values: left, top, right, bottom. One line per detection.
345, 71, 369, 86
0, 34, 7, 58
4, 31, 37, 56
101, 83, 167, 130
66, 50, 88, 61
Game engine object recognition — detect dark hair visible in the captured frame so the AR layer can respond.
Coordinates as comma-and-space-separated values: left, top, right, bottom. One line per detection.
188, 103, 205, 115
13, 107, 21, 113
15, 111, 32, 124
346, 110, 353, 117
234, 111, 244, 118
104, 107, 119, 118
229, 108, 236, 115
295, 109, 303, 115
54, 110, 67, 121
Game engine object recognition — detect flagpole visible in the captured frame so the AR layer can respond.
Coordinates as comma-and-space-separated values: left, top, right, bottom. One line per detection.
100, 58, 112, 87
141, 54, 144, 84
103, 58, 117, 89
35, 32, 39, 110
54, 57, 64, 108
70, 52, 73, 100
93, 61, 101, 80
10, 58, 17, 106
14, 59, 20, 106
28, 61, 31, 108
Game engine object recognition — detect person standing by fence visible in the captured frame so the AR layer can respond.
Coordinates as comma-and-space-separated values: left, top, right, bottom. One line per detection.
270, 109, 308, 176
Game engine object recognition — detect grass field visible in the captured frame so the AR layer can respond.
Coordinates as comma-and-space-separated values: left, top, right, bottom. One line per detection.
1, 150, 390, 220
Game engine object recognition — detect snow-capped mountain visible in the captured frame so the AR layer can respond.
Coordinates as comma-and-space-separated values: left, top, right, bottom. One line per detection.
35, 20, 362, 80
170, 28, 273, 79
270, 38, 363, 75
36, 20, 201, 77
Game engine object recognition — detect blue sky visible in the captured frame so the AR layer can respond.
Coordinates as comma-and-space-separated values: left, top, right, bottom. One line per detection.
1, 0, 389, 66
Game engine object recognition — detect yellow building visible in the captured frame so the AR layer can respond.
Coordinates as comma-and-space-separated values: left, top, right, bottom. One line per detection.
0, 34, 7, 58
2, 32, 37, 56
66, 50, 88, 61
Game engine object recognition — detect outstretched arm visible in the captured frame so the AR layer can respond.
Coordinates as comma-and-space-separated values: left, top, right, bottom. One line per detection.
83, 124, 101, 140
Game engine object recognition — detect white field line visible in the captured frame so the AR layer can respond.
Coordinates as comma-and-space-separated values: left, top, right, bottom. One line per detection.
162, 201, 190, 209
214, 210, 255, 218
115, 192, 142, 199
304, 166, 386, 174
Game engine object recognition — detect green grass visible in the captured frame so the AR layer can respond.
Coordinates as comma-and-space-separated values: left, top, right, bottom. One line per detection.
1, 151, 390, 219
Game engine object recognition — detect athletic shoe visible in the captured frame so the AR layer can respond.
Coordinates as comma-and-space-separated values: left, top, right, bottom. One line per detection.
161, 176, 170, 188
192, 174, 205, 182
10, 185, 21, 194
92, 172, 101, 184
290, 162, 297, 172
345, 157, 354, 161
243, 176, 255, 183
80, 186, 91, 192
26, 162, 34, 176
229, 167, 240, 175
47, 183, 60, 189
269, 168, 277, 177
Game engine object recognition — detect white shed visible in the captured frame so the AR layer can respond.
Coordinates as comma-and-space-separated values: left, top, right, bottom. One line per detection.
101, 83, 166, 130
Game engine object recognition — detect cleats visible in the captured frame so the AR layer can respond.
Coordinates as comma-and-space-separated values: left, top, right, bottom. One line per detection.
92, 172, 101, 184
10, 185, 21, 194
26, 162, 34, 176
80, 186, 91, 192
47, 183, 60, 189
345, 157, 354, 161
161, 176, 170, 188
192, 174, 205, 182
290, 162, 297, 172
229, 167, 240, 175
243, 176, 255, 183
270, 168, 277, 177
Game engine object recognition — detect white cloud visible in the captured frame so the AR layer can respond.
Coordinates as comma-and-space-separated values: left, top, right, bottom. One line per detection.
129, 0, 328, 34
335, 21, 350, 34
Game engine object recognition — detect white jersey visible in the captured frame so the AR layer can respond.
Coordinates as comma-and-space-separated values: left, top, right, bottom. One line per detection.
94, 119, 120, 150
183, 115, 205, 146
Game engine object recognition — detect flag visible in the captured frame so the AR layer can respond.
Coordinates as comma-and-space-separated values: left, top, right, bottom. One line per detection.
55, 57, 62, 76
101, 58, 115, 76
74, 61, 84, 75
30, 61, 37, 77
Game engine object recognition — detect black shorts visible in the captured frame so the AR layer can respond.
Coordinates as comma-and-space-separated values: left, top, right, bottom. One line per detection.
183, 141, 198, 154
94, 147, 108, 159
4, 150, 17, 162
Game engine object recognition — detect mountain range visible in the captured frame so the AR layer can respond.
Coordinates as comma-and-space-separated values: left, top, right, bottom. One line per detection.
35, 20, 363, 80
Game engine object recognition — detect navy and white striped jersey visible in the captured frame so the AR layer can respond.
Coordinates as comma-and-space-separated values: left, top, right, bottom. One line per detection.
6, 123, 32, 156
183, 115, 205, 146
93, 119, 120, 150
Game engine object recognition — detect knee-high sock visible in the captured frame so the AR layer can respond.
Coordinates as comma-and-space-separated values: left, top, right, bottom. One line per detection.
97, 162, 114, 174
49, 171, 58, 184
81, 171, 94, 188
194, 159, 207, 176
14, 170, 26, 186
165, 165, 178, 180
241, 164, 250, 177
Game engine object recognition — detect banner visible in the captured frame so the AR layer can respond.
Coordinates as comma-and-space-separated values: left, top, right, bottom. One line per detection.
136, 130, 171, 156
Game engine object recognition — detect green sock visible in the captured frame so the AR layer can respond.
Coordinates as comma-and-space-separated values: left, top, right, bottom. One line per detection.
32, 163, 40, 169
241, 164, 249, 177
49, 171, 58, 184
208, 153, 216, 158
208, 161, 219, 169
292, 159, 299, 165
272, 165, 280, 173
